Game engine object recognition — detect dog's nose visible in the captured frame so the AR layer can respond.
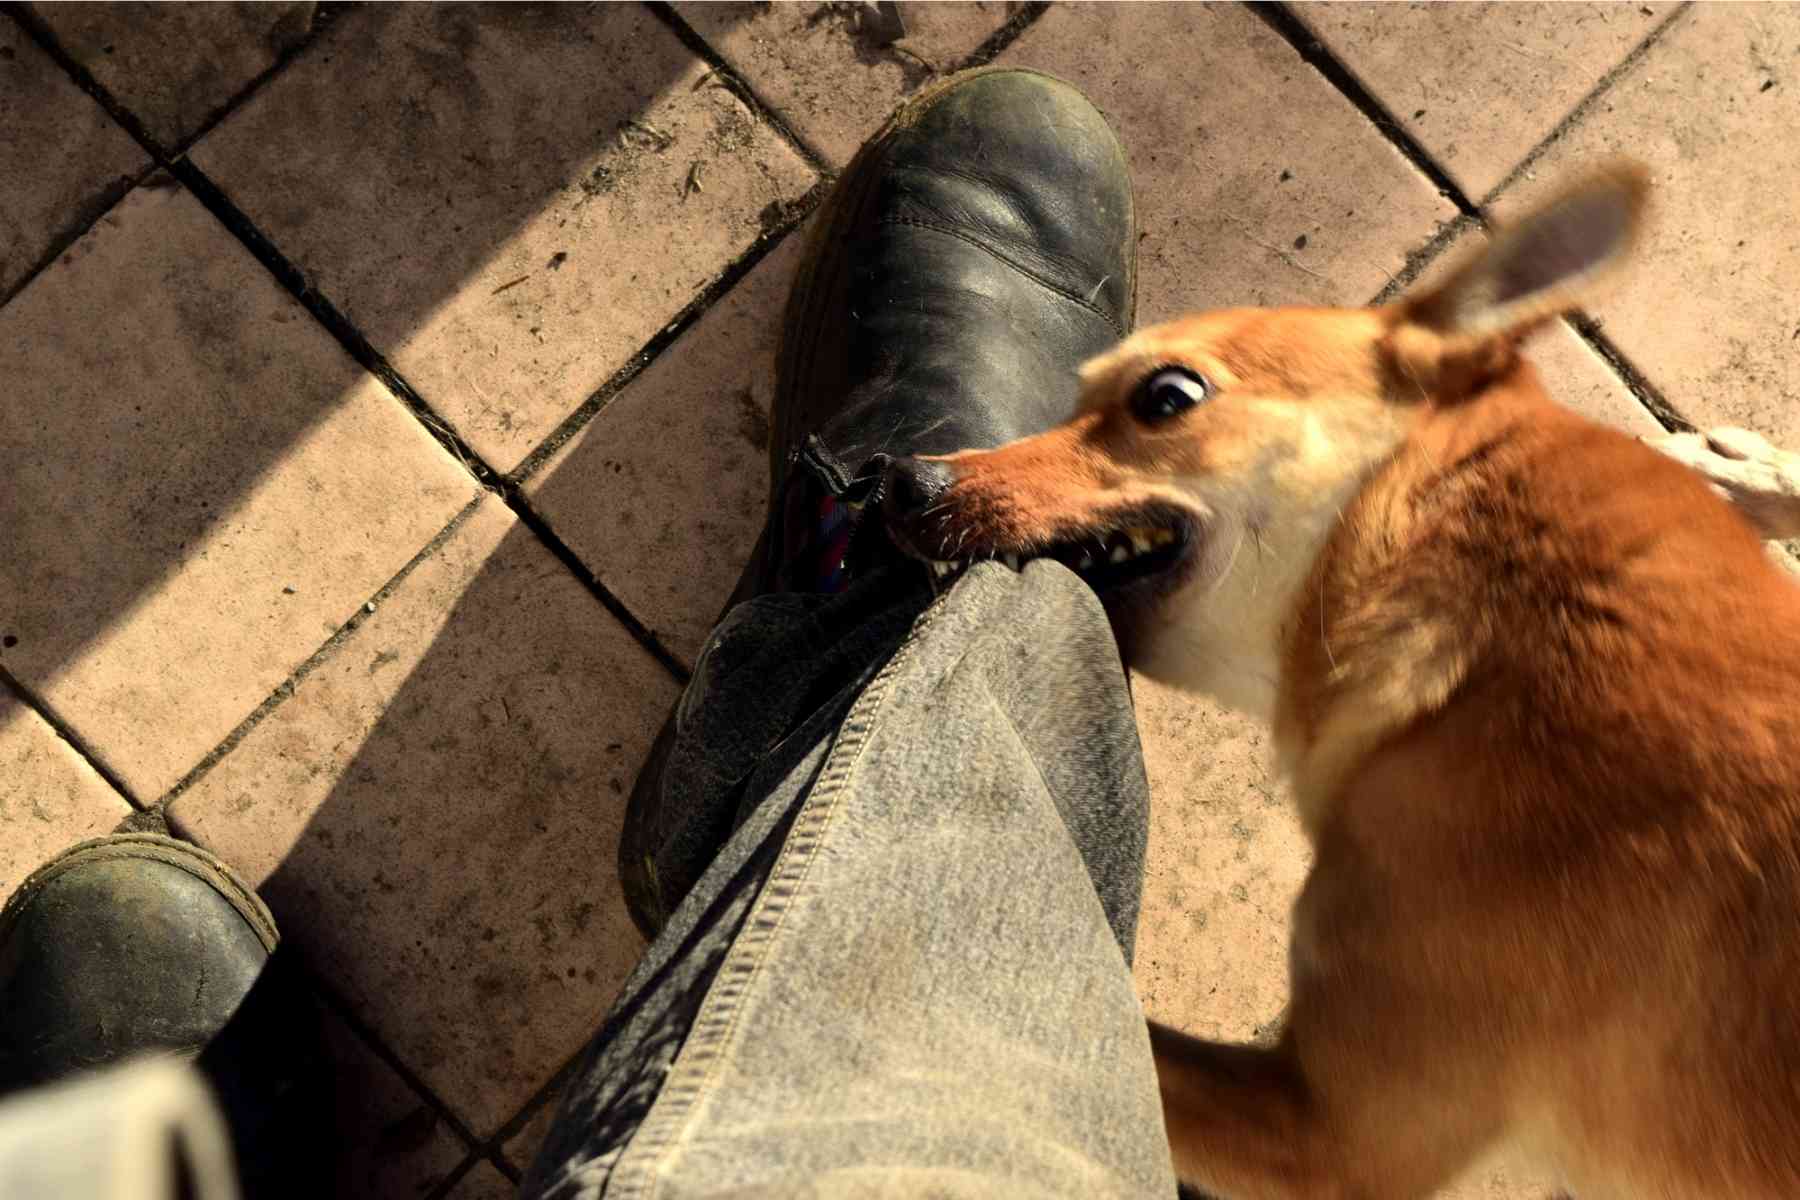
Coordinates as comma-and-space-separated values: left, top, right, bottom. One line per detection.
883, 457, 958, 518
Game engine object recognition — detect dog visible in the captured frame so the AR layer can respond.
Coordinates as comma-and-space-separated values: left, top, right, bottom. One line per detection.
883, 162, 1800, 1198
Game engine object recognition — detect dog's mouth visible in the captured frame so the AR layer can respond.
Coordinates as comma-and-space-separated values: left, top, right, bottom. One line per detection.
916, 504, 1201, 598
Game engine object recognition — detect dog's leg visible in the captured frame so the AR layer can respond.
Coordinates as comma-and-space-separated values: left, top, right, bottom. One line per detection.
1647, 426, 1800, 540
1150, 1019, 1497, 1200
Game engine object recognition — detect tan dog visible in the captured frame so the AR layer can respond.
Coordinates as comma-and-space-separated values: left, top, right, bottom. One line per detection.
885, 164, 1800, 1198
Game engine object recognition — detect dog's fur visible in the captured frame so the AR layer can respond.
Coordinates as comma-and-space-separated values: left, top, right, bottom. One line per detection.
890, 164, 1800, 1198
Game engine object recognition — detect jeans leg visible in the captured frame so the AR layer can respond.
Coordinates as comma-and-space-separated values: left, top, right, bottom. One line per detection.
525, 561, 1174, 1199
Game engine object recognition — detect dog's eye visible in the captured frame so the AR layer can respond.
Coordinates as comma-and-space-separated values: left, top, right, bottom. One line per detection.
1132, 368, 1210, 423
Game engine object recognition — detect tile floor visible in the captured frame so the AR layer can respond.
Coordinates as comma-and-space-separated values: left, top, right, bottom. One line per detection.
2, 3, 1792, 1196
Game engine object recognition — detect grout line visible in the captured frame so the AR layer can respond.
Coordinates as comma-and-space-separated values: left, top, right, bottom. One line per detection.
169, 160, 506, 494
0, 666, 145, 809
301, 970, 489, 1182
0, 0, 344, 310
510, 0, 1055, 493
507, 491, 694, 685
508, 175, 829, 487
165, 2, 355, 159
1249, 2, 1481, 219
490, 1151, 524, 1187
1261, 0, 1693, 432
4, 1, 166, 158
172, 159, 694, 683
154, 496, 487, 808
0, 161, 154, 310
484, 1045, 585, 1178
957, 0, 1054, 68
645, 1, 834, 176
1565, 313, 1694, 433
1365, 213, 1478, 307
421, 1152, 483, 1200
6, 0, 351, 162
1480, 2, 1693, 208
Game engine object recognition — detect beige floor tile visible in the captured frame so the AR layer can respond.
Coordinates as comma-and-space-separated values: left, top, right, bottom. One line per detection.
319, 1007, 473, 1200
0, 695, 131, 903
1000, 2, 1457, 320
0, 20, 146, 300
190, 4, 817, 473
1491, 5, 1800, 445
526, 231, 803, 664
0, 181, 475, 802
31, 1, 317, 150
168, 498, 673, 1135
444, 1161, 517, 1200
1529, 320, 1662, 436
1130, 677, 1303, 1043
676, 0, 1012, 166
1295, 2, 1671, 201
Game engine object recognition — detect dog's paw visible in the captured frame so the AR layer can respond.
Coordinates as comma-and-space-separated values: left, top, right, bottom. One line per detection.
1646, 427, 1800, 541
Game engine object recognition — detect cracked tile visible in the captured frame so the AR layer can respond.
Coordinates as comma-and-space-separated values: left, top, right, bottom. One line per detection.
169, 498, 675, 1135
0, 695, 131, 904
190, 3, 817, 472
0, 19, 146, 300
676, 0, 1014, 166
31, 1, 318, 150
0, 180, 475, 801
1296, 1, 1672, 200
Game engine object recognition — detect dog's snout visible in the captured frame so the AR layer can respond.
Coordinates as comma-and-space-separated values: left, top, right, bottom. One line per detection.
883, 457, 958, 518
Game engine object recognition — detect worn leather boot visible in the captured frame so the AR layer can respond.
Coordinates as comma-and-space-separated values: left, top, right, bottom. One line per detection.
619, 66, 1137, 938
0, 834, 331, 1197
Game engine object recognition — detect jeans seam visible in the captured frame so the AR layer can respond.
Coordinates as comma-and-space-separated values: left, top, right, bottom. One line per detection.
604, 600, 946, 1200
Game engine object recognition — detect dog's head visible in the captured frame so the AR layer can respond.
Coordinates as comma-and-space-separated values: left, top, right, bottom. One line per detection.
884, 162, 1649, 715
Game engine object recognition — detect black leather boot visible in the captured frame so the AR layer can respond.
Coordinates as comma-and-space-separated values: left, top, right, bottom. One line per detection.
619, 66, 1137, 938
0, 834, 332, 1197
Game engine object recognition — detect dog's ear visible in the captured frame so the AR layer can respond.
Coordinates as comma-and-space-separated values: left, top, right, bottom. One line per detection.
1401, 160, 1649, 342
1385, 160, 1647, 398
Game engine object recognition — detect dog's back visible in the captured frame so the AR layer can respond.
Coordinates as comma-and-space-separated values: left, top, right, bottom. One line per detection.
1287, 375, 1800, 1194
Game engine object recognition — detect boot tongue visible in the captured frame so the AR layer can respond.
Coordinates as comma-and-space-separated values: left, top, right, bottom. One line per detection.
772, 452, 901, 595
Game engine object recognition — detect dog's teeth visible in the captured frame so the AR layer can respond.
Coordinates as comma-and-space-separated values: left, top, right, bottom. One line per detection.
1076, 552, 1095, 570
1151, 529, 1175, 547
1110, 544, 1130, 564
931, 561, 954, 578
1128, 532, 1152, 556
1003, 553, 1021, 570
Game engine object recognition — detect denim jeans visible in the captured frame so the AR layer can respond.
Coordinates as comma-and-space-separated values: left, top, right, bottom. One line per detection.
0, 562, 1177, 1199
523, 561, 1177, 1199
